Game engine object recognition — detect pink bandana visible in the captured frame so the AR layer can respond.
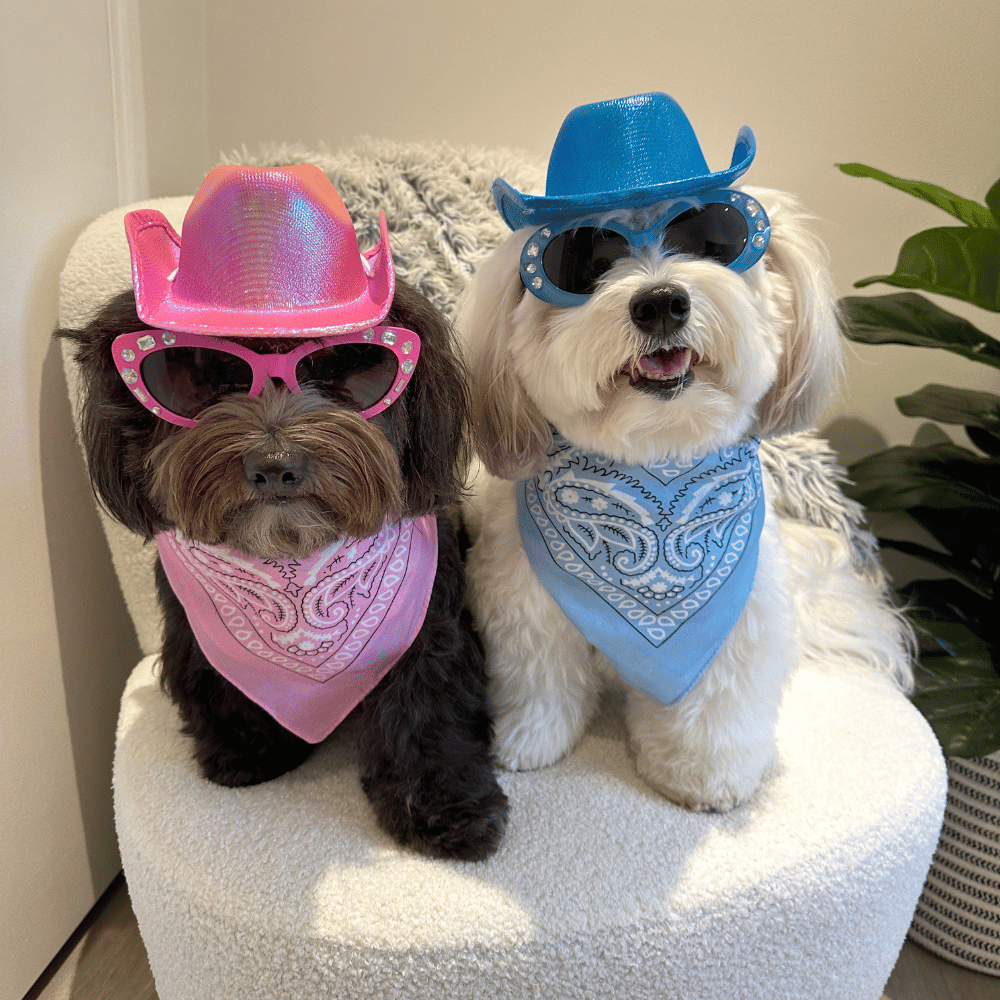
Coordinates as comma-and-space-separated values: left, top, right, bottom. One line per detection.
155, 517, 438, 743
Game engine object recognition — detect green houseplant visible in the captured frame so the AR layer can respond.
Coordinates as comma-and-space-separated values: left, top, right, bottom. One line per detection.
836, 162, 1000, 759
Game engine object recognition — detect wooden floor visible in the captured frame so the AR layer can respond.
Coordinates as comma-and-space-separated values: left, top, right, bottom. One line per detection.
885, 943, 1000, 1000
23, 872, 1000, 1000
23, 874, 155, 1000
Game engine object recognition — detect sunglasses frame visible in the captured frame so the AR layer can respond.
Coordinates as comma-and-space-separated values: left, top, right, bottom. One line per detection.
520, 188, 771, 307
112, 325, 421, 427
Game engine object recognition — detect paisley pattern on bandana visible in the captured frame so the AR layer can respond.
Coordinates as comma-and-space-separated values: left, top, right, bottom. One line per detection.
156, 517, 438, 742
517, 434, 764, 705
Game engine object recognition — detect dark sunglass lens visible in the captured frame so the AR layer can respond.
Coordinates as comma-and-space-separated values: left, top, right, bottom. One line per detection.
663, 204, 748, 265
295, 344, 399, 411
542, 227, 631, 295
140, 347, 254, 419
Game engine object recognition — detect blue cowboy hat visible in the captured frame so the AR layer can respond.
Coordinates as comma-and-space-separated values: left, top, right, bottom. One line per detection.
493, 92, 757, 231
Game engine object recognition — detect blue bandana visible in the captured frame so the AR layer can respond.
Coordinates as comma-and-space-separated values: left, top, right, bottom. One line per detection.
517, 433, 765, 705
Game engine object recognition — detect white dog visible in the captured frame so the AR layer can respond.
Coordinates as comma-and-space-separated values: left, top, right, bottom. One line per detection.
459, 94, 912, 811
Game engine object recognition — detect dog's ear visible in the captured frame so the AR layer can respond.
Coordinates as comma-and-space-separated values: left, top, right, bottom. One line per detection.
383, 279, 469, 514
56, 290, 167, 539
456, 234, 551, 479
747, 188, 844, 438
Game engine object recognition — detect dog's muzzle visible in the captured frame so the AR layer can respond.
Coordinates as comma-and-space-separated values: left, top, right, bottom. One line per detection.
623, 286, 697, 399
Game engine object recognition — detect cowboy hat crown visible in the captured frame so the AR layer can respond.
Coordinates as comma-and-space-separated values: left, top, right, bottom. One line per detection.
125, 164, 395, 337
493, 92, 757, 230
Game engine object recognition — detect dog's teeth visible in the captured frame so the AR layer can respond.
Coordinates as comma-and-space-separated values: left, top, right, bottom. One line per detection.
636, 347, 692, 380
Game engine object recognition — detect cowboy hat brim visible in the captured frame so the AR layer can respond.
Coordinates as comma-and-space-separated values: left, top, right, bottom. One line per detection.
494, 126, 757, 231
125, 208, 395, 337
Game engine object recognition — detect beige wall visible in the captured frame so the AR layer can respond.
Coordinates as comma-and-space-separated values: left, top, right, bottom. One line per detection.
5, 0, 997, 994
1, 2, 143, 998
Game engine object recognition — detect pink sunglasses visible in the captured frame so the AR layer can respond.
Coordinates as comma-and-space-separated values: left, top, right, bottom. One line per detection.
112, 326, 421, 427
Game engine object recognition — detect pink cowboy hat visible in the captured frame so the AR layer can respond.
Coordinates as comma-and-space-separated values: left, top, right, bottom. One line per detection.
124, 164, 395, 337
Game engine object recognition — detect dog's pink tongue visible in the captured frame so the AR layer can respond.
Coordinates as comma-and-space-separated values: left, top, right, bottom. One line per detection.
638, 347, 691, 378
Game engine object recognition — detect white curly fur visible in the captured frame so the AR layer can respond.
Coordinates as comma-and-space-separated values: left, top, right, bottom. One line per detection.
459, 186, 914, 811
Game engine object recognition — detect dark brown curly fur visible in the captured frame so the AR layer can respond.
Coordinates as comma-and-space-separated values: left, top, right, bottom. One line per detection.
148, 388, 404, 557
58, 279, 508, 861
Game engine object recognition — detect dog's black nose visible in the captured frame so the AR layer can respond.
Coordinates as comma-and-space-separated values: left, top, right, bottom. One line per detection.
243, 449, 309, 499
629, 286, 690, 336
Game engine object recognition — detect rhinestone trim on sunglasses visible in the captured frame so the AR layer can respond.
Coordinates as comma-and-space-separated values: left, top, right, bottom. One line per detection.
520, 189, 770, 307
112, 326, 421, 427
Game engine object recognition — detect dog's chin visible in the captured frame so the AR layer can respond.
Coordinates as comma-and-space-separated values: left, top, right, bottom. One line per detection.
543, 348, 760, 465
221, 498, 356, 560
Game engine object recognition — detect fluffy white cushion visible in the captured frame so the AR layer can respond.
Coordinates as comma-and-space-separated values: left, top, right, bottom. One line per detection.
115, 653, 943, 999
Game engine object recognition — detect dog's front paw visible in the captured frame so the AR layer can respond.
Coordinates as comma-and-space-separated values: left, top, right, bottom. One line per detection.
195, 739, 313, 788
634, 749, 771, 813
364, 776, 509, 861
494, 701, 584, 772
411, 786, 510, 862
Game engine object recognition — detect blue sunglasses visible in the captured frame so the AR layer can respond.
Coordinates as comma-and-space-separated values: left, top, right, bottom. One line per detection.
520, 189, 770, 307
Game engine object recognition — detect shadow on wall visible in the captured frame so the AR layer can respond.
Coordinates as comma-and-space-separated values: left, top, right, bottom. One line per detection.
822, 416, 889, 469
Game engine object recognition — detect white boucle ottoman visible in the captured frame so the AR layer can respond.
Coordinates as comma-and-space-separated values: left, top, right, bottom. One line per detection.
113, 652, 944, 1000
59, 142, 947, 1000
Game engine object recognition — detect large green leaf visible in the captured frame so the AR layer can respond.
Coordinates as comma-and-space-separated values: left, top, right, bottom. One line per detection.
987, 178, 1000, 226
840, 292, 1000, 368
901, 578, 996, 640
854, 227, 1000, 311
906, 504, 1000, 578
837, 163, 999, 229
895, 384, 1000, 432
847, 443, 1000, 512
878, 538, 993, 597
966, 425, 1000, 458
901, 580, 999, 756
911, 644, 1000, 757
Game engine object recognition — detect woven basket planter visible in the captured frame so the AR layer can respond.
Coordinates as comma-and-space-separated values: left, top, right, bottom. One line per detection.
909, 751, 1000, 975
